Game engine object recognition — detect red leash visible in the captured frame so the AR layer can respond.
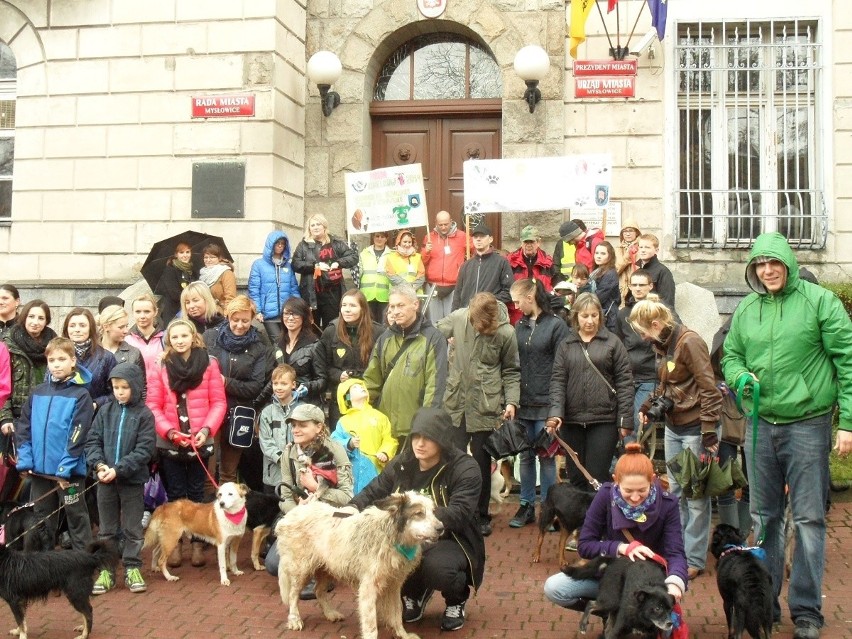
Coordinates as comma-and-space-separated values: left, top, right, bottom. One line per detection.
186, 437, 220, 490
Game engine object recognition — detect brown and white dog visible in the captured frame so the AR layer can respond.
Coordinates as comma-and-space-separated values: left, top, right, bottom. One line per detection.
276, 491, 443, 639
143, 482, 248, 586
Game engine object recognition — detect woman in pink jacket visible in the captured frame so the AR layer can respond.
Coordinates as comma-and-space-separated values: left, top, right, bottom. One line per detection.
146, 318, 227, 566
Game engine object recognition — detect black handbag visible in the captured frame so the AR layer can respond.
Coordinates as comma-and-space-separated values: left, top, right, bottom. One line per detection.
228, 405, 257, 449
483, 420, 530, 459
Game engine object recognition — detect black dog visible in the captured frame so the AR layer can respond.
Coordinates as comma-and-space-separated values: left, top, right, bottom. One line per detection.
532, 483, 595, 565
245, 489, 285, 571
0, 540, 117, 639
0, 502, 50, 552
711, 523, 773, 639
566, 556, 675, 639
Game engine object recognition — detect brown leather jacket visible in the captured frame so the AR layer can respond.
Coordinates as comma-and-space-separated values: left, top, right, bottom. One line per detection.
641, 324, 722, 432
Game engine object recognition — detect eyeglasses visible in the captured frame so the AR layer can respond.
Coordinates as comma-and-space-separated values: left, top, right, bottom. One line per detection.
282, 311, 299, 318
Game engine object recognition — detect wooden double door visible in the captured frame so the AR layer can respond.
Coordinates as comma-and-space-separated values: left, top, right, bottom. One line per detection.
371, 110, 502, 246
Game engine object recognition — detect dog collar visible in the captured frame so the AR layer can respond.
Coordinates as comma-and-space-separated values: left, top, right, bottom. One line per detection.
225, 507, 247, 525
395, 544, 418, 561
719, 544, 767, 562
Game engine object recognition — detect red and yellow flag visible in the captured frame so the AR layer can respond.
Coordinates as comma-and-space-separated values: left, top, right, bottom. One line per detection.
569, 0, 597, 59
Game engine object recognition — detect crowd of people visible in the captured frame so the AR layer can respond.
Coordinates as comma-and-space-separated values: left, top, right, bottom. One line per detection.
0, 213, 849, 639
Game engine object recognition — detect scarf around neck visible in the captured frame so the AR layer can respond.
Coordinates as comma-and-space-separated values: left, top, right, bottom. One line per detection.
173, 258, 193, 277
396, 245, 416, 258
73, 339, 92, 361
612, 482, 658, 523
10, 324, 56, 364
165, 347, 210, 394
217, 323, 259, 353
198, 263, 230, 288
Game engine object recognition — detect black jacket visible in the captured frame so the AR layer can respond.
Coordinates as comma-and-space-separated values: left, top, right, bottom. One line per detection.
515, 312, 570, 420
549, 327, 634, 430
635, 255, 676, 309
85, 362, 156, 485
350, 408, 485, 590
452, 250, 513, 310
315, 318, 385, 395
258, 331, 324, 407
291, 236, 359, 309
155, 263, 197, 324
204, 325, 274, 411
615, 293, 658, 383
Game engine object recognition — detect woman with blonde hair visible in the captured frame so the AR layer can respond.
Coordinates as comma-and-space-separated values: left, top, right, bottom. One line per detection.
199, 243, 237, 312
99, 305, 145, 372
547, 292, 633, 488
125, 293, 165, 377
180, 281, 225, 335
630, 295, 722, 580
146, 317, 227, 567
384, 229, 425, 294
292, 213, 358, 329
204, 295, 274, 486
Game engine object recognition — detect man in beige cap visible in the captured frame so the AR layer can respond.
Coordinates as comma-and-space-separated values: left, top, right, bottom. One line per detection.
506, 225, 554, 325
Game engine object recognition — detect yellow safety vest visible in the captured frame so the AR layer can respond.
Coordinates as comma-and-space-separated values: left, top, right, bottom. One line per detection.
359, 247, 390, 302
559, 241, 578, 276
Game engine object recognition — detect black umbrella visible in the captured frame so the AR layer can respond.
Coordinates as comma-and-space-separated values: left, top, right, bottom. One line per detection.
141, 230, 233, 290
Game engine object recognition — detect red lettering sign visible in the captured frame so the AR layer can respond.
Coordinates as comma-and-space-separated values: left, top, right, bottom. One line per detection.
573, 59, 638, 76
191, 94, 255, 118
574, 76, 636, 99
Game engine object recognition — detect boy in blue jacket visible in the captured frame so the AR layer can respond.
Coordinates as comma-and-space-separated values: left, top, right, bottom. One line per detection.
16, 337, 95, 552
86, 362, 156, 595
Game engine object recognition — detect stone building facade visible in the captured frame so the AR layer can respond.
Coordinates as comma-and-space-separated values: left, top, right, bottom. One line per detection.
0, 0, 848, 318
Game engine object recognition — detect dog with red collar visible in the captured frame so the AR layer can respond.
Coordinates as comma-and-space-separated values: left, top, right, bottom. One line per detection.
144, 482, 248, 586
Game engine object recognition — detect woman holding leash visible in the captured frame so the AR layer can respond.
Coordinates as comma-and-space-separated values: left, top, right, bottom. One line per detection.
543, 443, 688, 609
630, 296, 722, 581
547, 292, 634, 489
146, 318, 227, 568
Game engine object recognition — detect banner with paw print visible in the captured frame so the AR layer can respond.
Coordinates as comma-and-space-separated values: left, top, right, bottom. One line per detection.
344, 163, 428, 235
463, 154, 612, 214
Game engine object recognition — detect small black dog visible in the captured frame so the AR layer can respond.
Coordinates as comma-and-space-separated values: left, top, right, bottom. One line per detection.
245, 488, 285, 571
711, 523, 773, 639
0, 540, 117, 639
532, 483, 595, 565
566, 555, 675, 639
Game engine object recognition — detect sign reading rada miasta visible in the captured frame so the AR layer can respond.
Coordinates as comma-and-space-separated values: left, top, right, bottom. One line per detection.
192, 94, 255, 118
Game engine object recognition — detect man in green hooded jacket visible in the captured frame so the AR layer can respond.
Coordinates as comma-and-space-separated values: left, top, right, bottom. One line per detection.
722, 232, 852, 639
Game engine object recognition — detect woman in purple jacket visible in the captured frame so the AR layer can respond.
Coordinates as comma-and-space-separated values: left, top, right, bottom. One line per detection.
544, 443, 688, 609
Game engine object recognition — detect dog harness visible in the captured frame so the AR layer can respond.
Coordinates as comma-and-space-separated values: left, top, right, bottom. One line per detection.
719, 544, 767, 562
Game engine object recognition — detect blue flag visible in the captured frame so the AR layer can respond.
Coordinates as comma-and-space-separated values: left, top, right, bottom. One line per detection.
647, 0, 668, 40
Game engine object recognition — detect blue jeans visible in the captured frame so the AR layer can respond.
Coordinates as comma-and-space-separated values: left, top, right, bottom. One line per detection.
746, 413, 831, 626
543, 571, 599, 608
518, 419, 556, 505
664, 427, 711, 570
633, 382, 656, 433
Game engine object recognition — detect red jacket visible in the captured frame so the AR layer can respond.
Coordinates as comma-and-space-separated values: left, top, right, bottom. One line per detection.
576, 228, 605, 271
421, 226, 472, 287
146, 355, 227, 447
507, 248, 554, 325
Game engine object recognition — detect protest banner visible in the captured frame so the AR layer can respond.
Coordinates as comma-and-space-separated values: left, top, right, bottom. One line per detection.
344, 164, 428, 235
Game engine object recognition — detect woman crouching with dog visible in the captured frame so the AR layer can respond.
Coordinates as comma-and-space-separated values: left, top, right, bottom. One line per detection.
343, 407, 485, 632
543, 443, 688, 610
263, 403, 353, 598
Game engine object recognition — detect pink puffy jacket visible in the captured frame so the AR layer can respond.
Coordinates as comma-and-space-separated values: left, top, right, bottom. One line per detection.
146, 355, 227, 447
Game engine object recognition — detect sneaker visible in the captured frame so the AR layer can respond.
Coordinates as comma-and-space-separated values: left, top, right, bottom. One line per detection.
479, 520, 493, 537
441, 601, 466, 631
92, 570, 114, 595
509, 502, 536, 528
793, 619, 821, 639
565, 537, 578, 552
402, 589, 434, 623
125, 567, 147, 593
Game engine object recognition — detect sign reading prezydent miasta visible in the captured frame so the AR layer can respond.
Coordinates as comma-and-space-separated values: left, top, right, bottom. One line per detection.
191, 94, 255, 118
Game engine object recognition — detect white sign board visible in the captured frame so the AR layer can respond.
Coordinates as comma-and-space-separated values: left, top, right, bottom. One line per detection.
572, 202, 622, 237
344, 164, 428, 235
463, 154, 612, 214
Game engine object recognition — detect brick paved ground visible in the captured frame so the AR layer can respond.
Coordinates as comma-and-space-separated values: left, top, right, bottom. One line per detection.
3, 495, 851, 639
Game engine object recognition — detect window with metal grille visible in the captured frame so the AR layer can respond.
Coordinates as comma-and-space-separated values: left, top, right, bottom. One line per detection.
0, 41, 14, 220
374, 34, 502, 101
675, 20, 826, 249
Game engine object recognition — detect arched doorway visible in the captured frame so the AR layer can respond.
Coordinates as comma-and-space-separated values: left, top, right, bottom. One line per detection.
370, 34, 503, 245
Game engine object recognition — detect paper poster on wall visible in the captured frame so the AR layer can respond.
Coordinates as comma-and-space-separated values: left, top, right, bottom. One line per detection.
463, 154, 612, 214
572, 201, 622, 237
344, 164, 428, 235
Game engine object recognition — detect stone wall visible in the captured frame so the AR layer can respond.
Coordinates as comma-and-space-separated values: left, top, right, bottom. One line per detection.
0, 0, 307, 286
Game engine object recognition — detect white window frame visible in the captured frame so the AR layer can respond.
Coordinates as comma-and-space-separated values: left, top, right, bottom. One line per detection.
0, 42, 15, 221
664, 0, 833, 250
